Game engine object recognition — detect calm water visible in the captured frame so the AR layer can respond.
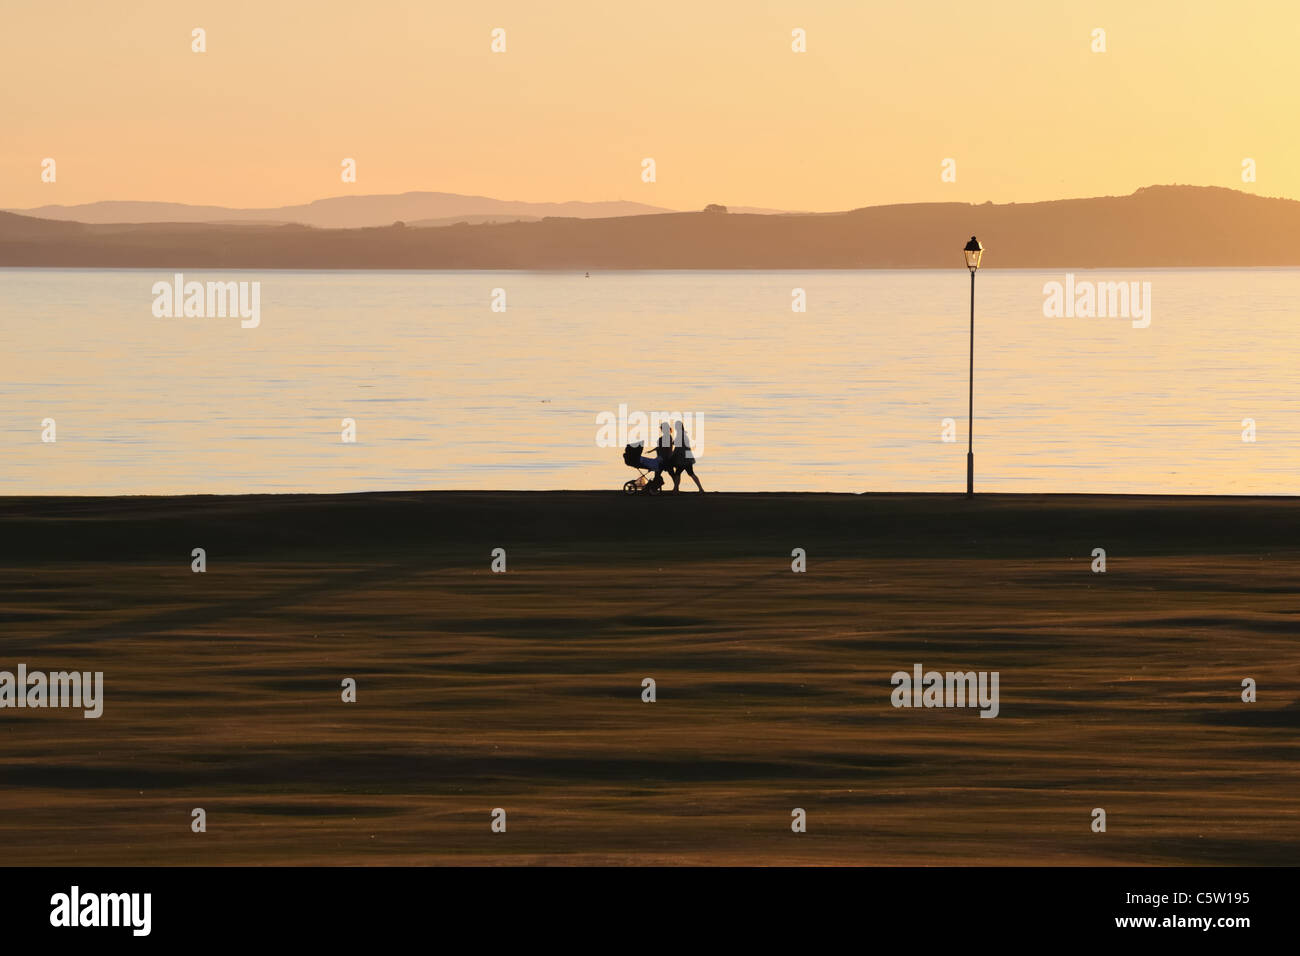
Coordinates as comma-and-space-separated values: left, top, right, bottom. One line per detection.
2, 268, 1298, 495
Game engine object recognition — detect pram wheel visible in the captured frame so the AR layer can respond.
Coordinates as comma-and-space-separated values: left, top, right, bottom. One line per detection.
622, 479, 640, 495
645, 477, 662, 495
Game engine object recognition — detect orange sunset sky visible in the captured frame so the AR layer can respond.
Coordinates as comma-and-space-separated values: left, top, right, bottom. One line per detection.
2, 0, 1296, 212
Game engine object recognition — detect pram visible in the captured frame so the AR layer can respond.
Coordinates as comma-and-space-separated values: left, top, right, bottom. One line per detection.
621, 443, 665, 495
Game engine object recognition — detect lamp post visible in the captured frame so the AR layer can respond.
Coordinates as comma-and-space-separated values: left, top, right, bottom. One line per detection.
963, 236, 983, 497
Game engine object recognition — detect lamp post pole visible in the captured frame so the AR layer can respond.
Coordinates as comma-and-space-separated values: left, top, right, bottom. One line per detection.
962, 236, 983, 498
967, 267, 975, 497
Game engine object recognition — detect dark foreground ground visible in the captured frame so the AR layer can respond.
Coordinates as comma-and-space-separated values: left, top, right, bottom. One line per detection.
0, 491, 1297, 865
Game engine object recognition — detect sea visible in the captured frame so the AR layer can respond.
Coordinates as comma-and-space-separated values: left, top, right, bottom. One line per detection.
3, 267, 1297, 494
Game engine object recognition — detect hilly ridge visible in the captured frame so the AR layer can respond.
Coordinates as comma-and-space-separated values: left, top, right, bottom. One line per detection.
2, 186, 1296, 269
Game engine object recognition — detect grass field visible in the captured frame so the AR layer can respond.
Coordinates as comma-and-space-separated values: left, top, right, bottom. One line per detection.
1, 491, 1297, 865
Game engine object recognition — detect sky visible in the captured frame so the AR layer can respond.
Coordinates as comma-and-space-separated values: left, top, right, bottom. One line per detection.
3, 0, 1297, 212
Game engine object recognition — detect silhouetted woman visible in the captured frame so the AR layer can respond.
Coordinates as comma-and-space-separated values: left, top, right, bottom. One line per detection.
672, 419, 704, 492
655, 422, 674, 489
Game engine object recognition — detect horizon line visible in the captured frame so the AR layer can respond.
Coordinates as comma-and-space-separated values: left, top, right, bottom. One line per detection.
7, 182, 1296, 220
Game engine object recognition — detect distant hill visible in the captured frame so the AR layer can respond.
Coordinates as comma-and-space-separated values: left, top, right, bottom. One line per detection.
3, 186, 1298, 269
408, 214, 542, 228
4, 191, 678, 229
